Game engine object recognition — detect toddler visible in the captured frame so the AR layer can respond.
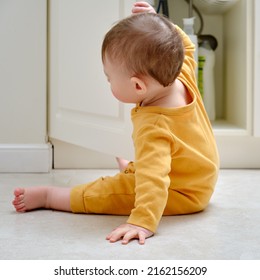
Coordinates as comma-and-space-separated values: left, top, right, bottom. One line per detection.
12, 2, 219, 245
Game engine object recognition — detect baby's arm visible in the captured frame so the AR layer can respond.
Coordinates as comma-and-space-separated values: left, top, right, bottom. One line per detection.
107, 1, 163, 246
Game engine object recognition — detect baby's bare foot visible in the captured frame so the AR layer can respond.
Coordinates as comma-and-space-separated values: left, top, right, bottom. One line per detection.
12, 187, 49, 212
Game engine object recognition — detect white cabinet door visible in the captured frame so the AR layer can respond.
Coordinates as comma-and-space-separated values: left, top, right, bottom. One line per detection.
49, 0, 135, 160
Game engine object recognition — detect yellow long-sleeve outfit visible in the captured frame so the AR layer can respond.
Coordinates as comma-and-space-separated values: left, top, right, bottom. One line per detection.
70, 26, 219, 233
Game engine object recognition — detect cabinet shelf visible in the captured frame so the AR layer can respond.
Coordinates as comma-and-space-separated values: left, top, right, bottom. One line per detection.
212, 120, 248, 136
168, 0, 252, 134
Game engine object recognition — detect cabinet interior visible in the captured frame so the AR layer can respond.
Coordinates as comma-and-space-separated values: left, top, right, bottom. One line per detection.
165, 0, 252, 135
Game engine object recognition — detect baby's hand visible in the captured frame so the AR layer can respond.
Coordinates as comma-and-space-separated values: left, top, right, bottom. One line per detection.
132, 1, 156, 14
106, 223, 154, 245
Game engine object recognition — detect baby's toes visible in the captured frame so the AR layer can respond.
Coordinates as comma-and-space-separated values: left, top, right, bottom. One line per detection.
12, 194, 24, 205
14, 187, 25, 197
13, 201, 26, 212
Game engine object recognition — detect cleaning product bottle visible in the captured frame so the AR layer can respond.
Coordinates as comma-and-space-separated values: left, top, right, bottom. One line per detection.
183, 17, 198, 77
198, 40, 216, 121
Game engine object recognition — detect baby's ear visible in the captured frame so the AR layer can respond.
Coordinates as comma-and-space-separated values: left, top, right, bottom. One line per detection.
130, 77, 147, 95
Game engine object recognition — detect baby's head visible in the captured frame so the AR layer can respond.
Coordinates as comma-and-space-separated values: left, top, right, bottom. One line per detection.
102, 13, 184, 87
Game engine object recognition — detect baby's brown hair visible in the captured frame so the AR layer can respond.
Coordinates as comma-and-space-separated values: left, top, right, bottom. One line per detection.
102, 13, 184, 87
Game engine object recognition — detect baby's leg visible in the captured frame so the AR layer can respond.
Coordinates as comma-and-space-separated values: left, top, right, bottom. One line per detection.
12, 186, 71, 213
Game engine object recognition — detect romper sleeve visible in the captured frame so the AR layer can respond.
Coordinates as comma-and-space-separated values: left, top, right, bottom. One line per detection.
174, 25, 203, 103
127, 123, 173, 233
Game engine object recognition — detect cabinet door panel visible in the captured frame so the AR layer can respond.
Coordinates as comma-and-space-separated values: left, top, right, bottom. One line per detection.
49, 0, 135, 159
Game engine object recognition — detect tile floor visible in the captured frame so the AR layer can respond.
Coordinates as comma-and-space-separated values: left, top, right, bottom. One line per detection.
0, 169, 260, 260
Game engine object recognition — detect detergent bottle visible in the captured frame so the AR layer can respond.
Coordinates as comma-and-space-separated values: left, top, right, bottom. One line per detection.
198, 39, 216, 121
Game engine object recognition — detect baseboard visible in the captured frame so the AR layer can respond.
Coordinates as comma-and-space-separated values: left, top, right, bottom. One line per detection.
0, 143, 52, 173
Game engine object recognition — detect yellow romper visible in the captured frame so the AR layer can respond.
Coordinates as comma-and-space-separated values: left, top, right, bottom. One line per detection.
70, 26, 219, 233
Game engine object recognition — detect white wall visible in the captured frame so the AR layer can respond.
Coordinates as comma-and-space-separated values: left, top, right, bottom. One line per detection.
0, 0, 51, 172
